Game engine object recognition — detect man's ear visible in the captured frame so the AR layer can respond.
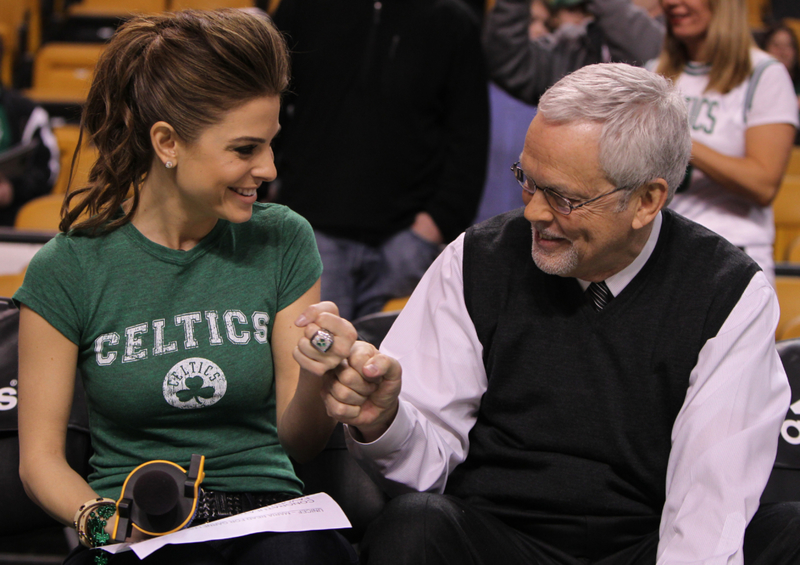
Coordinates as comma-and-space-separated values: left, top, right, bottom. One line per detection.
631, 178, 668, 230
150, 121, 180, 167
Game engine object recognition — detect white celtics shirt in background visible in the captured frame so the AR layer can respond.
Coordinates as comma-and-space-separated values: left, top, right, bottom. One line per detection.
653, 49, 799, 275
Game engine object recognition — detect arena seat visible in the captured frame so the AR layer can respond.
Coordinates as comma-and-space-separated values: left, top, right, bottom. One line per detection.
0, 270, 26, 299
762, 337, 800, 502
25, 43, 106, 105
0, 0, 40, 87
67, 0, 168, 17
787, 238, 800, 264
382, 296, 410, 312
776, 276, 800, 340
0, 298, 91, 561
773, 175, 800, 262
14, 193, 66, 232
0, 23, 16, 88
784, 19, 800, 57
787, 147, 800, 177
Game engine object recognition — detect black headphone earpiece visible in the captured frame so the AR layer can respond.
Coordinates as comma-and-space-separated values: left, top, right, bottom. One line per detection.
112, 454, 205, 542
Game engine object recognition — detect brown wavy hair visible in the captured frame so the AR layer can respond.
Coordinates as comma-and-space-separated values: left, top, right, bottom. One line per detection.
60, 8, 290, 233
655, 0, 753, 95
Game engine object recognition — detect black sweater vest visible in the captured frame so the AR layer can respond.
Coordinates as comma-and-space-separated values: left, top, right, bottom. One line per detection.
445, 208, 759, 526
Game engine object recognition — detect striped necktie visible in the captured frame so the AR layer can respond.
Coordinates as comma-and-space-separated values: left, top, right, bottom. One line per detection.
587, 281, 612, 311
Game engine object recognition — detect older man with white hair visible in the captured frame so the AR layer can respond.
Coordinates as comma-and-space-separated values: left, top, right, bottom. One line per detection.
296, 63, 800, 564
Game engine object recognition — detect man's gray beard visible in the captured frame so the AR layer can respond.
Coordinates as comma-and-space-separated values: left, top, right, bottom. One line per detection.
530, 225, 578, 276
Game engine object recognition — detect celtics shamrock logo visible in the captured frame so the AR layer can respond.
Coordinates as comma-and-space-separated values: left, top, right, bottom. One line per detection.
176, 376, 215, 403
163, 357, 227, 409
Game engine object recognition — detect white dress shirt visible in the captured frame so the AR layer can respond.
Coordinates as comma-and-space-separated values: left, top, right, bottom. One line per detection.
346, 212, 790, 565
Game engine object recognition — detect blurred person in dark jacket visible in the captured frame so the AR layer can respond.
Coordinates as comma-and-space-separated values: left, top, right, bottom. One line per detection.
271, 0, 490, 320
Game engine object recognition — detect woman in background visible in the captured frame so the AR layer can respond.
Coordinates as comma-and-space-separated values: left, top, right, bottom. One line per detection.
14, 9, 356, 565
762, 22, 800, 105
653, 0, 798, 280
761, 21, 800, 143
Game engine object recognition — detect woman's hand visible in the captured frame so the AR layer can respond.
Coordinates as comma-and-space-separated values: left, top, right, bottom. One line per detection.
104, 515, 151, 544
293, 301, 359, 377
292, 302, 402, 442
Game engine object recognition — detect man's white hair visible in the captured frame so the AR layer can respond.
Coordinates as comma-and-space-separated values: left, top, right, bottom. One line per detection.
537, 63, 691, 205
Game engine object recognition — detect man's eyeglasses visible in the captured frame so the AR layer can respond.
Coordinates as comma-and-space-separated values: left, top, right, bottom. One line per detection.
511, 162, 627, 216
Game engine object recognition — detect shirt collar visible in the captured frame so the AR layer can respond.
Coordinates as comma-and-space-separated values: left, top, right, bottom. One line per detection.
576, 211, 662, 296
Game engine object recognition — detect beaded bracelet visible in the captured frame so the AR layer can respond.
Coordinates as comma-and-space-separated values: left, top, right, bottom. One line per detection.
73, 497, 116, 549
87, 504, 115, 565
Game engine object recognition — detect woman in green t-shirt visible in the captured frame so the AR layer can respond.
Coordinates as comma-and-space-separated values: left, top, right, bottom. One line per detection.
14, 9, 357, 565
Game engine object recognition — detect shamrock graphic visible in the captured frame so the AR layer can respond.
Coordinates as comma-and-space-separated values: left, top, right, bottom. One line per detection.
176, 376, 215, 404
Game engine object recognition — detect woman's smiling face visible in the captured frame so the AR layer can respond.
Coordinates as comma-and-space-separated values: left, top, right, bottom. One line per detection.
661, 0, 714, 56
172, 95, 281, 225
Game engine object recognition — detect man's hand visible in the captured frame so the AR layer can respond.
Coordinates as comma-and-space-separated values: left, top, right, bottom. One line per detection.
0, 175, 13, 208
411, 211, 444, 245
324, 341, 402, 443
293, 302, 403, 442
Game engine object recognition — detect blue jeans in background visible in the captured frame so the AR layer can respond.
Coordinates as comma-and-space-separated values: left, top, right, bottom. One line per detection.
314, 228, 442, 321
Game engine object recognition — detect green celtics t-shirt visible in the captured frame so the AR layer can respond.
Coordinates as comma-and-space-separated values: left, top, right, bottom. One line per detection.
14, 203, 322, 499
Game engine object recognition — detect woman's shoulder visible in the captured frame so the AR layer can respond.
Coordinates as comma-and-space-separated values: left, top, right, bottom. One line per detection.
749, 47, 794, 81
750, 47, 780, 68
32, 231, 87, 262
245, 203, 313, 233
25, 231, 107, 278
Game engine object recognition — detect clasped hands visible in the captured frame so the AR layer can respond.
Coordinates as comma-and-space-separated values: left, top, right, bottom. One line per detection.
294, 302, 401, 443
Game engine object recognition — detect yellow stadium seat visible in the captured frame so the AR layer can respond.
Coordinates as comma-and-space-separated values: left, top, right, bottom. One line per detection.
786, 237, 800, 264
0, 23, 15, 88
25, 43, 106, 105
0, 269, 26, 299
747, 0, 770, 30
382, 296, 410, 312
781, 316, 800, 341
773, 175, 800, 262
0, 0, 41, 73
776, 276, 800, 340
67, 0, 167, 16
52, 124, 98, 194
787, 147, 800, 177
785, 19, 800, 52
14, 194, 64, 232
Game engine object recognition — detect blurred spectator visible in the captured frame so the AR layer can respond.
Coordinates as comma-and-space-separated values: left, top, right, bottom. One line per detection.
631, 0, 663, 20
528, 0, 555, 39
760, 21, 800, 143
476, 0, 662, 224
483, 0, 663, 106
652, 0, 798, 282
0, 86, 59, 226
272, 0, 489, 321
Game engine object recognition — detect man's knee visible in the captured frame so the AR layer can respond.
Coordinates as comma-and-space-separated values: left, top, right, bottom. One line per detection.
360, 493, 470, 564
364, 493, 462, 540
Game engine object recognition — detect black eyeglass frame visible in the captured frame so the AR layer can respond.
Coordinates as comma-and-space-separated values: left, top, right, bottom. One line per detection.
511, 162, 628, 216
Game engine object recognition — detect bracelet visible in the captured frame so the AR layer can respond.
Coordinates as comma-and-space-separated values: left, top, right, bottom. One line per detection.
73, 497, 116, 549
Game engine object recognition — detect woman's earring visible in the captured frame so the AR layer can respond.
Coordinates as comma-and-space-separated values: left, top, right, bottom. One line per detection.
165, 161, 174, 169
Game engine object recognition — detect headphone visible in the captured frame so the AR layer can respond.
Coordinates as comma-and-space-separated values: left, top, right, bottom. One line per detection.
112, 454, 205, 542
